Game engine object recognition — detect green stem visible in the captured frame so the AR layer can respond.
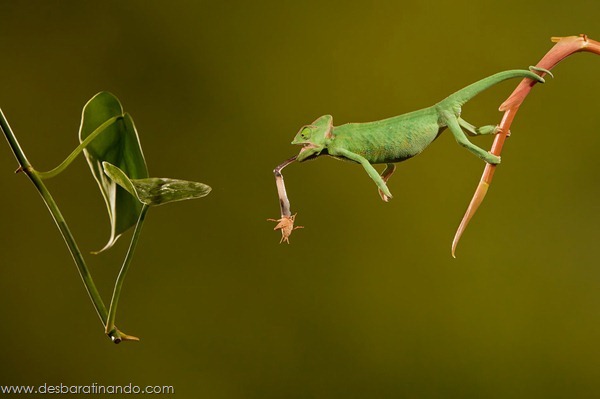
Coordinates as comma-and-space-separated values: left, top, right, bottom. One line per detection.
0, 109, 31, 169
105, 204, 149, 337
36, 115, 122, 179
29, 171, 109, 322
0, 108, 127, 343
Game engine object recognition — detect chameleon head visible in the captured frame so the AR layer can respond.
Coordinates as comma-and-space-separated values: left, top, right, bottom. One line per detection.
291, 115, 333, 162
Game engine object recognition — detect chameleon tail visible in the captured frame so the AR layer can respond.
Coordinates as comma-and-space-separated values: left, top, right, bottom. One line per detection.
438, 69, 545, 108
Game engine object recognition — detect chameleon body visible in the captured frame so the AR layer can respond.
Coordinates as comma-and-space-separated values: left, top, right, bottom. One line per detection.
292, 69, 544, 201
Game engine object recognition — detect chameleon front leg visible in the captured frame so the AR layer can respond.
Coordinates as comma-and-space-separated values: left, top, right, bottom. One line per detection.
440, 110, 501, 164
458, 117, 499, 136
334, 148, 393, 199
378, 163, 396, 202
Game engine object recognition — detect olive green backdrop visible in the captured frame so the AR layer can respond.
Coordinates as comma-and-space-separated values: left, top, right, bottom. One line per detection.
1, 1, 599, 398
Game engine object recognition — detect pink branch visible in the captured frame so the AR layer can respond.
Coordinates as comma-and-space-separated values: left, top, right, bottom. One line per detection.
452, 35, 600, 257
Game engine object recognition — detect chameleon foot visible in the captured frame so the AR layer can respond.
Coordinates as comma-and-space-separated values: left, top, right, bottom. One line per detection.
484, 152, 501, 165
378, 189, 392, 202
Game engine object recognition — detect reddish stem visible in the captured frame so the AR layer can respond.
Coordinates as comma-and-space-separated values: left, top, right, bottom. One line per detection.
452, 35, 600, 257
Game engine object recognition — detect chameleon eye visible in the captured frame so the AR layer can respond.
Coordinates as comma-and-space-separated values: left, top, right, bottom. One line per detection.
300, 127, 311, 140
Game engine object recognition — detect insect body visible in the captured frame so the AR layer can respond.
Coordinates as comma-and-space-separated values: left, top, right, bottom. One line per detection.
267, 213, 302, 244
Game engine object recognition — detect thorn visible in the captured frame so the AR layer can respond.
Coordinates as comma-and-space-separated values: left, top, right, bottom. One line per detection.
14, 166, 23, 174
118, 332, 140, 342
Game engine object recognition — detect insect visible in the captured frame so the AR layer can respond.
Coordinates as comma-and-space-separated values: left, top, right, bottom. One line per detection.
267, 213, 303, 244
271, 68, 545, 243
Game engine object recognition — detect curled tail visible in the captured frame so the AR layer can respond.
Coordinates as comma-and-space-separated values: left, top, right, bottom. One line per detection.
438, 68, 545, 108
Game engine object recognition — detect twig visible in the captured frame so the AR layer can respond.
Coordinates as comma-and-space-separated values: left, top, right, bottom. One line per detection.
452, 34, 600, 257
269, 155, 302, 243
0, 108, 134, 342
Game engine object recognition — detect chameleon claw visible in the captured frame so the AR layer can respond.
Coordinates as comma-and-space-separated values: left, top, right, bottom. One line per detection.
378, 189, 392, 202
491, 126, 511, 137
268, 213, 303, 244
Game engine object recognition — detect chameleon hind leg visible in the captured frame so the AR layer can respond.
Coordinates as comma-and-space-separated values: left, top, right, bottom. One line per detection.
378, 163, 396, 202
441, 110, 501, 164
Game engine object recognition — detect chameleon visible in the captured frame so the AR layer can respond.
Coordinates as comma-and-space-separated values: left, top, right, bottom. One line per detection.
271, 68, 545, 242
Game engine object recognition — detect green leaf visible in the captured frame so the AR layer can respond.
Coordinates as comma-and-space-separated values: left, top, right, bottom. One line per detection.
102, 162, 211, 206
79, 92, 149, 253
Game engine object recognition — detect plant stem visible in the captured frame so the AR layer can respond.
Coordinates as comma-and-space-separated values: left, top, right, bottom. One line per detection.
36, 115, 122, 179
105, 204, 148, 339
0, 108, 127, 343
274, 155, 297, 218
0, 109, 31, 170
452, 35, 600, 256
29, 170, 109, 322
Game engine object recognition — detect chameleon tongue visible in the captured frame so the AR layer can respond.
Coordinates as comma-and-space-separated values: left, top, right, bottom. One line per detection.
268, 155, 303, 243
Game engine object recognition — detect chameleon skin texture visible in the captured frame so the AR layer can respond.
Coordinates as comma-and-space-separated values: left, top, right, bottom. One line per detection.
330, 107, 440, 164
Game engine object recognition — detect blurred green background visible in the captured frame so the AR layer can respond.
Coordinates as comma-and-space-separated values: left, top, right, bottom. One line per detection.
1, 1, 599, 397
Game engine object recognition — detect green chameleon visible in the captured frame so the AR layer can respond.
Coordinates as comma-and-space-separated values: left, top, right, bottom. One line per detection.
271, 68, 545, 242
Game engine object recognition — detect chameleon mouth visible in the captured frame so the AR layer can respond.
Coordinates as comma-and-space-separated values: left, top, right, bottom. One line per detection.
299, 143, 318, 152
296, 143, 321, 162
